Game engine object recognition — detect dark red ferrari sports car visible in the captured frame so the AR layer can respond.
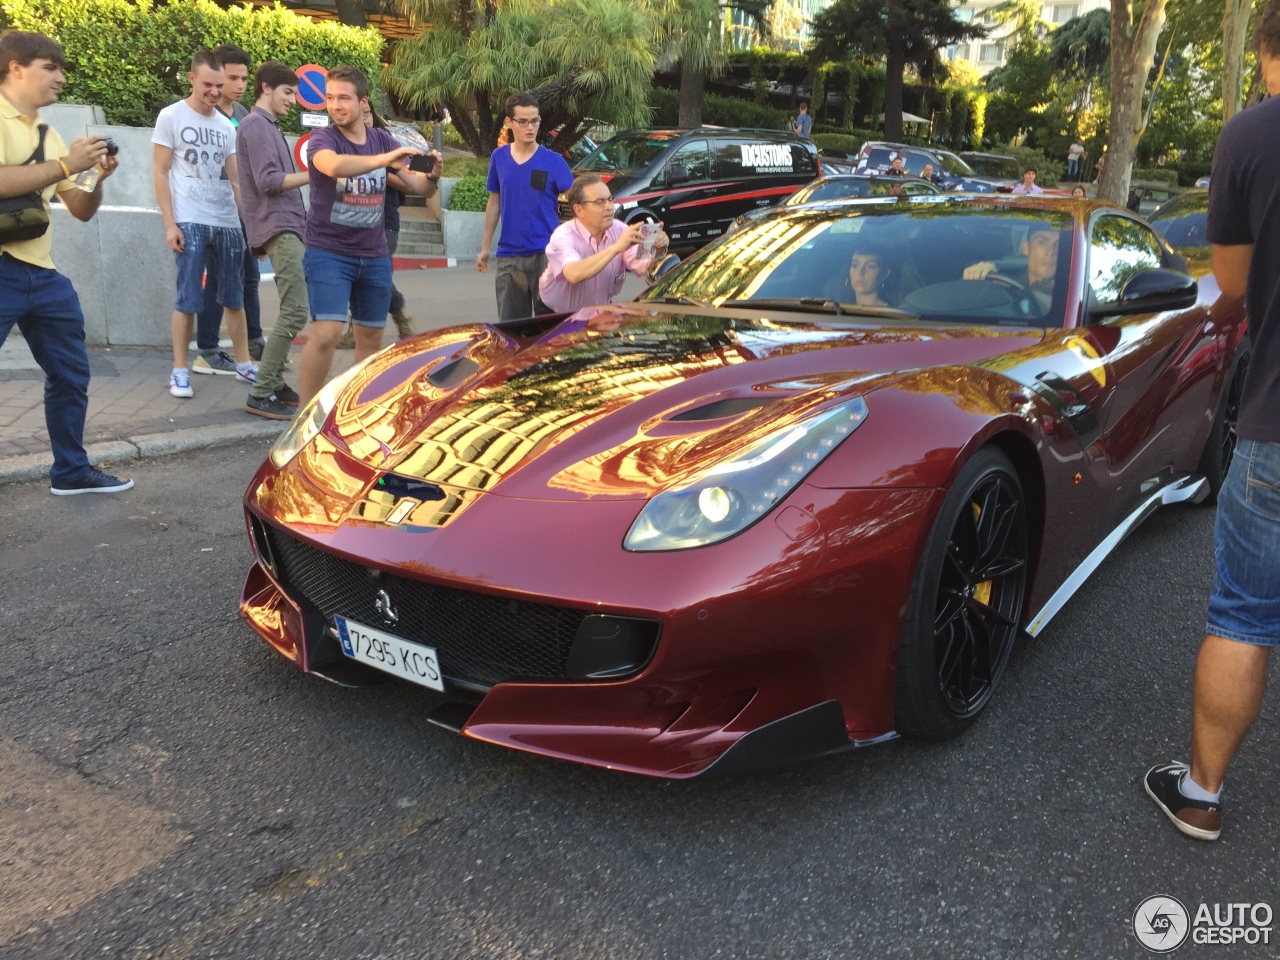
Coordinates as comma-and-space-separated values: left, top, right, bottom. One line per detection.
240, 195, 1249, 778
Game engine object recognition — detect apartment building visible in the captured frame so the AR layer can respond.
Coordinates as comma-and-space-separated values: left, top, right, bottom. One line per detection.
947, 0, 1110, 76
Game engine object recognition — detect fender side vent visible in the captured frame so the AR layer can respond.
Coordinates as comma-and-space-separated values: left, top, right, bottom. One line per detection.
429, 356, 482, 389
671, 397, 774, 422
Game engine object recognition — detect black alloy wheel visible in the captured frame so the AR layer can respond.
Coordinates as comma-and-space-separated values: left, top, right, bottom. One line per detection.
1199, 343, 1251, 501
895, 448, 1031, 741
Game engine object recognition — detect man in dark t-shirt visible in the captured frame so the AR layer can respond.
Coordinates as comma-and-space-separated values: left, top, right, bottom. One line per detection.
294, 66, 440, 404
475, 91, 574, 320
1143, 0, 1280, 842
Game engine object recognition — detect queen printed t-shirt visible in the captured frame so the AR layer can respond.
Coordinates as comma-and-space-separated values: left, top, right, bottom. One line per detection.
486, 144, 574, 258
305, 124, 399, 258
151, 100, 239, 228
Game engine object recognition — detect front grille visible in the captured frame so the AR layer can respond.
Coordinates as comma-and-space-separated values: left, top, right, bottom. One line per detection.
264, 525, 588, 686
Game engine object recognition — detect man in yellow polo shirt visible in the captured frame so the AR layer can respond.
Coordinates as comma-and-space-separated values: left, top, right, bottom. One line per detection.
0, 29, 131, 494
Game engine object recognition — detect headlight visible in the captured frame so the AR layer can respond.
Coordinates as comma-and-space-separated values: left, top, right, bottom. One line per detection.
623, 397, 869, 551
269, 354, 379, 469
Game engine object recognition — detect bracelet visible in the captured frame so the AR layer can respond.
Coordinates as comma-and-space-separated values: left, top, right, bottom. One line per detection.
57, 158, 71, 179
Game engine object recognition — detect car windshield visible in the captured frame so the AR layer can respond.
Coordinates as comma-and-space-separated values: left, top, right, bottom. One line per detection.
575, 132, 679, 173
936, 151, 977, 177
968, 156, 1020, 180
640, 199, 1074, 327
790, 178, 928, 204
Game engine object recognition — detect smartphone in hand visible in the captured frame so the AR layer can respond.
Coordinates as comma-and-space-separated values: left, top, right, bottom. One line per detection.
408, 153, 440, 175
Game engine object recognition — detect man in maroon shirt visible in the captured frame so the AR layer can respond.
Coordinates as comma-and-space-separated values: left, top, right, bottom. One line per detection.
236, 60, 311, 419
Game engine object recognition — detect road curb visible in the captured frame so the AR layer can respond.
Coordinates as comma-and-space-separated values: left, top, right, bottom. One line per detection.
0, 421, 285, 486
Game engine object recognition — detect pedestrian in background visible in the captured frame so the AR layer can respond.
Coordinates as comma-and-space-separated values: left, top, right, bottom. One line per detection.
1144, 0, 1280, 842
475, 92, 574, 320
0, 29, 131, 494
295, 65, 439, 404
539, 174, 668, 315
1010, 166, 1043, 195
1066, 139, 1084, 182
192, 43, 266, 376
153, 49, 255, 399
792, 101, 813, 139
236, 59, 310, 420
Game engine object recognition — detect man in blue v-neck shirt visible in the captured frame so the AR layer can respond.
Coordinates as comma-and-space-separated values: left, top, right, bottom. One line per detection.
475, 92, 574, 320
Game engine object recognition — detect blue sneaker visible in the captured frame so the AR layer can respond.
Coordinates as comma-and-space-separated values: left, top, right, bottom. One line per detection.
169, 370, 193, 398
235, 365, 257, 385
51, 468, 134, 496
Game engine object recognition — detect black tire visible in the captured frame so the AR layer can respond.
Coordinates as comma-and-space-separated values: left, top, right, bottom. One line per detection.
1197, 341, 1251, 502
895, 448, 1031, 741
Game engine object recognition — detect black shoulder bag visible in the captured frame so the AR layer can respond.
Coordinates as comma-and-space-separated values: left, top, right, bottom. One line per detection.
0, 124, 53, 244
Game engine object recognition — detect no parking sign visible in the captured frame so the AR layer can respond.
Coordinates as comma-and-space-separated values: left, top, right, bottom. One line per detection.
294, 132, 311, 170
294, 64, 328, 110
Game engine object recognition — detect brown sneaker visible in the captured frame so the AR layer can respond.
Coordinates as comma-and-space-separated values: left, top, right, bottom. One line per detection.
391, 307, 417, 339
337, 325, 355, 350
1144, 762, 1222, 841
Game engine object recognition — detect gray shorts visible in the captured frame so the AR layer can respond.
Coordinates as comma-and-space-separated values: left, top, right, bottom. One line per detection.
495, 254, 549, 321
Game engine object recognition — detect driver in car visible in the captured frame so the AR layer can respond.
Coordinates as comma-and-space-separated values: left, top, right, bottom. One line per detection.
961, 223, 1060, 311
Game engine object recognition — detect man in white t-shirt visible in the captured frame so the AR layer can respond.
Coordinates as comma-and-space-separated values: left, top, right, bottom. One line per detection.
152, 49, 253, 399
1066, 139, 1085, 182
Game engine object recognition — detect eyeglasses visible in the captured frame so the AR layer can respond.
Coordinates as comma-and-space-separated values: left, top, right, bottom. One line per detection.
510, 117, 541, 128
579, 198, 615, 208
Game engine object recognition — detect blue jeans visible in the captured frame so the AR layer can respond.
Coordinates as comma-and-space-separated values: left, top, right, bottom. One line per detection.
0, 253, 92, 485
1067, 158, 1079, 181
303, 248, 393, 327
197, 231, 261, 350
1206, 439, 1280, 645
173, 222, 245, 315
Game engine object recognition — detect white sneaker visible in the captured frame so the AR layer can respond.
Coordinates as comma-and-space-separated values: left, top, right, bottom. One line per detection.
169, 372, 193, 398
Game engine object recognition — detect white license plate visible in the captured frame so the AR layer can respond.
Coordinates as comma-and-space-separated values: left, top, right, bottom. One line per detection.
335, 616, 444, 692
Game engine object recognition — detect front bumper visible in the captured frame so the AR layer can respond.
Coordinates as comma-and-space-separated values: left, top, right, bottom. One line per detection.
240, 464, 935, 777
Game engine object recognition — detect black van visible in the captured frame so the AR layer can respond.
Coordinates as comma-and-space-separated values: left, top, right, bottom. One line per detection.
566, 127, 820, 251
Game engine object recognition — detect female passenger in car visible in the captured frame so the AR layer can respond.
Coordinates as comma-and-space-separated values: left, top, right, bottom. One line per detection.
848, 246, 893, 306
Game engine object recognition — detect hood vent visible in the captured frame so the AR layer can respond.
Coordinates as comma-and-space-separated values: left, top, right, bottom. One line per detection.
429, 356, 481, 389
670, 397, 775, 422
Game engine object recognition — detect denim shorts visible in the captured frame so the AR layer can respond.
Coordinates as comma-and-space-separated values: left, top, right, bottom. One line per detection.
175, 223, 245, 314
1206, 439, 1280, 646
303, 248, 392, 328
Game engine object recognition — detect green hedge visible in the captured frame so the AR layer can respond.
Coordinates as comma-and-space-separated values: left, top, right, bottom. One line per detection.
812, 132, 871, 157
996, 144, 1065, 187
0, 0, 383, 131
648, 87, 788, 130
449, 175, 489, 212
1131, 167, 1180, 186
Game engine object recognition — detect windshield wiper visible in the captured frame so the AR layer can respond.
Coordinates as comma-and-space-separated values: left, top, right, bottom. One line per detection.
718, 298, 918, 320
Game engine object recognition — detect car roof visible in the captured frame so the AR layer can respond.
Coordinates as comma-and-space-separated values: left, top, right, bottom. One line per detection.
613, 126, 809, 142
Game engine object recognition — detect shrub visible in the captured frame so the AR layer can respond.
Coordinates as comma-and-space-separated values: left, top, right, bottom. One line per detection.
996, 144, 1065, 186
0, 0, 383, 132
1131, 167, 1180, 186
449, 175, 489, 212
648, 87, 788, 130
812, 133, 865, 157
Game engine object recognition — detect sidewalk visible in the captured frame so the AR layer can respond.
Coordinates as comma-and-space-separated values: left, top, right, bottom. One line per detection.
0, 266, 650, 485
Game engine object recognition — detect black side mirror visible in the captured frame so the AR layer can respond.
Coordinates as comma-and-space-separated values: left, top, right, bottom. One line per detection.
665, 163, 690, 187
1090, 268, 1198, 319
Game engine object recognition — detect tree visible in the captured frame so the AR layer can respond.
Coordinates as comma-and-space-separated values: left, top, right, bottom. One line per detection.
1222, 0, 1254, 121
386, 0, 656, 156
654, 0, 773, 128
809, 0, 986, 142
1098, 0, 1171, 204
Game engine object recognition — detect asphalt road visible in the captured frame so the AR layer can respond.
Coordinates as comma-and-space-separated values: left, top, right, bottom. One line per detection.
1, 441, 1276, 960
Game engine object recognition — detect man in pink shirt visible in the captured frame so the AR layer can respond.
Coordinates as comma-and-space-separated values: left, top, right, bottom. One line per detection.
539, 174, 669, 314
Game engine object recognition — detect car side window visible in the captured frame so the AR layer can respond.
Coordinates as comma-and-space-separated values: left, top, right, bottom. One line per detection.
903, 153, 930, 176
661, 140, 710, 184
791, 145, 817, 176
1089, 215, 1163, 304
